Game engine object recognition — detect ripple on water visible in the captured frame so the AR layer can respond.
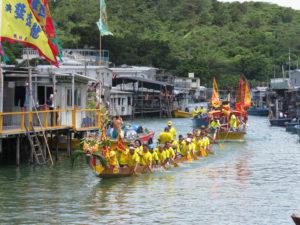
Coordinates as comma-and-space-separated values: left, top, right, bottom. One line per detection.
0, 116, 299, 225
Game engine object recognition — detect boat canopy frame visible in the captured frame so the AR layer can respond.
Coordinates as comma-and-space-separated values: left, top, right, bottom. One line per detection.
112, 76, 174, 92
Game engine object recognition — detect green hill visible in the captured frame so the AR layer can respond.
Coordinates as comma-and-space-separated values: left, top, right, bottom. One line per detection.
5, 0, 300, 87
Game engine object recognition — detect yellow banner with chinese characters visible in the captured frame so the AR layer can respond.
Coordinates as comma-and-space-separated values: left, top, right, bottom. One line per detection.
0, 0, 57, 65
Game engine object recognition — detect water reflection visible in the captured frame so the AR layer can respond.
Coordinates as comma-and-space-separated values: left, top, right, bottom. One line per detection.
0, 116, 299, 224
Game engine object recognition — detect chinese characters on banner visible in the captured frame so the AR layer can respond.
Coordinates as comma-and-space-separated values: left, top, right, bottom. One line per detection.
0, 0, 58, 66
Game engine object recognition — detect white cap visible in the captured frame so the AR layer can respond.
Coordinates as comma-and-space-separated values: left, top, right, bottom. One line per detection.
186, 138, 192, 143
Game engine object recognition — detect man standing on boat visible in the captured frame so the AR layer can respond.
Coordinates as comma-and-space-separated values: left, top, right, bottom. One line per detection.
167, 121, 177, 140
210, 117, 221, 142
158, 127, 173, 144
229, 113, 238, 131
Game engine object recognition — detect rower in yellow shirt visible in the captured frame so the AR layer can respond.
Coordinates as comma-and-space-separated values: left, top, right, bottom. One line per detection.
117, 148, 129, 167
134, 139, 143, 154
127, 146, 140, 175
158, 127, 173, 144
156, 144, 168, 168
165, 142, 175, 161
140, 145, 153, 172
149, 144, 159, 167
167, 121, 177, 140
186, 138, 196, 160
176, 135, 187, 157
108, 149, 119, 173
193, 132, 202, 154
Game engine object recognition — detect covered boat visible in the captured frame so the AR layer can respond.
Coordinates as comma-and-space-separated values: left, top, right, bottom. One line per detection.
172, 110, 192, 118
247, 107, 269, 116
270, 118, 291, 127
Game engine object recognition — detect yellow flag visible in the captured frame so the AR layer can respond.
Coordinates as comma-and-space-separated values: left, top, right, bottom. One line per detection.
0, 0, 57, 65
211, 78, 221, 108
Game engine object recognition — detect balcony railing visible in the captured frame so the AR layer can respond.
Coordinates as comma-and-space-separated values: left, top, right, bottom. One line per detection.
0, 108, 104, 135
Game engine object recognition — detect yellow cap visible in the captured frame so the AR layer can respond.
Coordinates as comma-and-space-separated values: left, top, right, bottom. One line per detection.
167, 121, 173, 126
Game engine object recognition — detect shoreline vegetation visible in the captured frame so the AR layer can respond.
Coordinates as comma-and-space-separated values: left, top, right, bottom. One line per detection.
3, 0, 300, 88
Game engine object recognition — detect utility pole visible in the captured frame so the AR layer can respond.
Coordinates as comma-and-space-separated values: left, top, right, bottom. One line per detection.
288, 48, 291, 78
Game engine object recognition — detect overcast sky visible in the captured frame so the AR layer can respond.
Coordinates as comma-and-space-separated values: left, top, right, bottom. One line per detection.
218, 0, 300, 10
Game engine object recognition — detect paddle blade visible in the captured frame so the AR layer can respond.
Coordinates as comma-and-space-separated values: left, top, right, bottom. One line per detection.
219, 143, 225, 150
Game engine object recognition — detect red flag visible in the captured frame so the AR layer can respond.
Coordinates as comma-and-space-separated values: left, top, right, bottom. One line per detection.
1, 0, 58, 66
28, 0, 59, 56
211, 78, 221, 108
117, 134, 126, 151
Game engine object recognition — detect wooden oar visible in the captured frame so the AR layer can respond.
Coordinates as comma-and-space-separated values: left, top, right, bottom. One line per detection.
219, 129, 231, 150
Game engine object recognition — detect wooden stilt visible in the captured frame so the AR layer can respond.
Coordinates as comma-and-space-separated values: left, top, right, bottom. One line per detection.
67, 130, 71, 157
16, 136, 20, 167
55, 131, 59, 161
0, 139, 2, 154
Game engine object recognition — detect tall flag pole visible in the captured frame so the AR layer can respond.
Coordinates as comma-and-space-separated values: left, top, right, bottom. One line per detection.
0, 0, 58, 66
96, 0, 113, 65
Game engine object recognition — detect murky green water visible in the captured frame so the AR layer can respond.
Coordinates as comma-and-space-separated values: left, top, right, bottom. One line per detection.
0, 116, 299, 224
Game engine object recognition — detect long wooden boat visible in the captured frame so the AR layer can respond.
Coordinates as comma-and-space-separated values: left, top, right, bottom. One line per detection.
269, 118, 291, 127
172, 110, 192, 118
94, 156, 193, 179
213, 131, 246, 142
292, 214, 300, 225
247, 107, 269, 116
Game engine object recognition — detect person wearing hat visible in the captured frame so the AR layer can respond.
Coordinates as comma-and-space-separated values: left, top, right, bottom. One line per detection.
158, 127, 173, 144
127, 145, 140, 175
167, 121, 177, 140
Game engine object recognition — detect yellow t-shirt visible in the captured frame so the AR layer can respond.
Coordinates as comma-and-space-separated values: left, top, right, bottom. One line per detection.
109, 150, 119, 166
152, 151, 159, 161
127, 152, 140, 167
157, 150, 167, 164
167, 147, 175, 159
203, 137, 210, 147
194, 138, 203, 152
158, 132, 173, 144
118, 149, 129, 165
169, 127, 177, 140
210, 120, 221, 129
135, 146, 143, 155
177, 141, 187, 156
140, 151, 153, 166
230, 115, 238, 128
